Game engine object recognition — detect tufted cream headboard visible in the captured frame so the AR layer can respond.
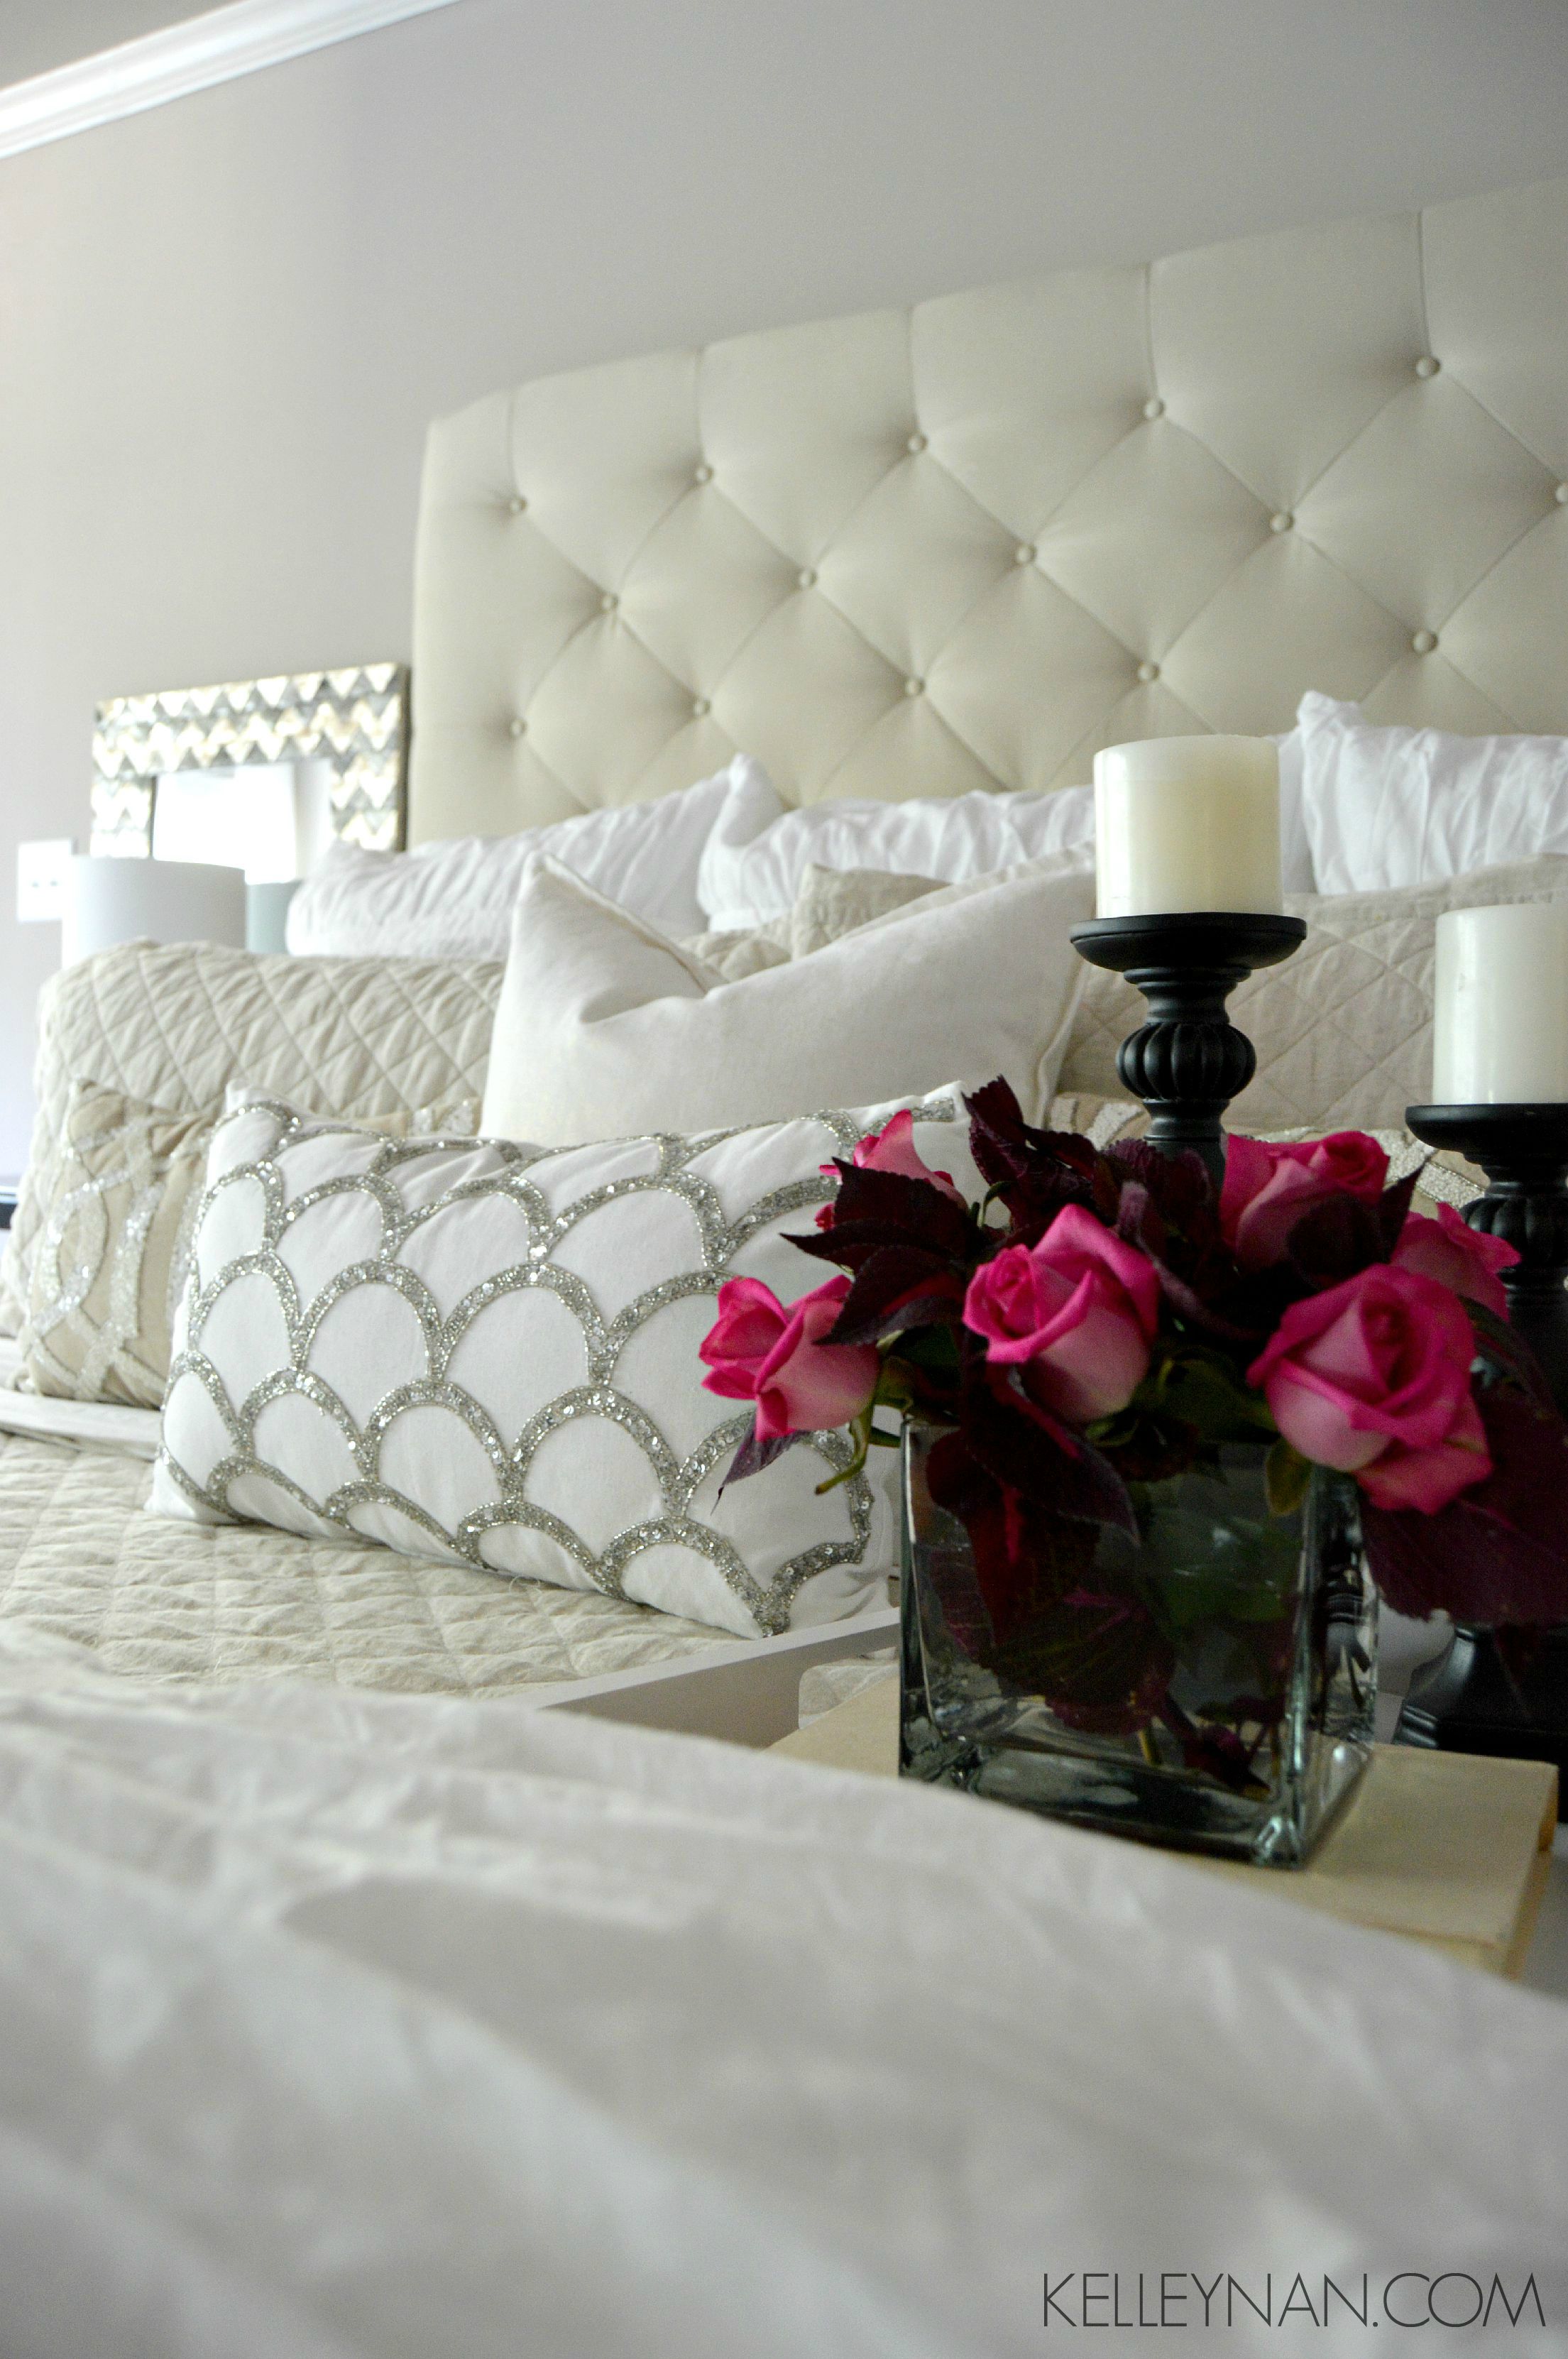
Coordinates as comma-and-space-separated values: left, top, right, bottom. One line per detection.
410, 175, 1568, 844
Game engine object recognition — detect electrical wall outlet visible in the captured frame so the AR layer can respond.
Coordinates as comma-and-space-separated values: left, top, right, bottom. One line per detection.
16, 838, 75, 924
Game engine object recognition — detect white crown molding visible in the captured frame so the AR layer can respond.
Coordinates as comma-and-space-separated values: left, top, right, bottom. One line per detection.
0, 0, 468, 161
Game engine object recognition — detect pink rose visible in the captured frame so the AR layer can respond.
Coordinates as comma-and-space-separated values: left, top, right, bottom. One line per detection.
1393, 1202, 1518, 1318
963, 1203, 1161, 1423
817, 1109, 965, 1227
1221, 1132, 1388, 1271
699, 1275, 880, 1442
1247, 1263, 1490, 1513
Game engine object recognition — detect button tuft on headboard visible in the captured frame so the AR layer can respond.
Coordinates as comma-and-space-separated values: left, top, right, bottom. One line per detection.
408, 175, 1568, 845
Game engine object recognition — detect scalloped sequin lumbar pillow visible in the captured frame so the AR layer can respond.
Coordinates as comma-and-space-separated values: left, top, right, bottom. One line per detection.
150, 1093, 977, 1637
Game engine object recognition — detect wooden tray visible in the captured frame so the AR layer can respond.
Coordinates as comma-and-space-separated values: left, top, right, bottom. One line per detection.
772, 1677, 1557, 1978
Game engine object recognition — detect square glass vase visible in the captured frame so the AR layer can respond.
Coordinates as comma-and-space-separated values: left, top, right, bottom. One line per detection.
899, 1421, 1376, 1865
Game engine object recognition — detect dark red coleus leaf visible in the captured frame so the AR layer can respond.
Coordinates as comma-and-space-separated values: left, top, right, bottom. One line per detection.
1157, 1697, 1268, 1791
999, 1572, 1175, 1736
1282, 1191, 1388, 1291
923, 1411, 1170, 1734
1112, 1177, 1256, 1338
789, 1158, 973, 1274
961, 1076, 1048, 1189
1106, 1137, 1219, 1244
965, 1370, 1138, 1536
830, 1160, 974, 1248
825, 1245, 967, 1345
1467, 1298, 1557, 1416
1375, 1167, 1421, 1257
718, 1419, 801, 1492
963, 1077, 1119, 1232
1362, 1389, 1568, 1626
1276, 1170, 1420, 1296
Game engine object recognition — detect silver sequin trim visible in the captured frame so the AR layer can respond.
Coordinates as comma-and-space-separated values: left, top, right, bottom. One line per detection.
159, 1096, 948, 1629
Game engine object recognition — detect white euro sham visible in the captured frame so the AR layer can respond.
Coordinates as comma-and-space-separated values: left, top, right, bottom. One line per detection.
1300, 693, 1568, 896
480, 855, 1095, 1149
288, 755, 780, 959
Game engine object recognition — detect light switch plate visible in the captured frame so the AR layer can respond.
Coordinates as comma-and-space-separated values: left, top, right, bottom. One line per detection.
16, 838, 75, 923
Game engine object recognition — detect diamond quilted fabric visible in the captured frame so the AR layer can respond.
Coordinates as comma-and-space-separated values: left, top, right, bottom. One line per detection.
1, 938, 505, 1334
1058, 855, 1568, 1131
0, 1430, 731, 1693
152, 1097, 975, 1637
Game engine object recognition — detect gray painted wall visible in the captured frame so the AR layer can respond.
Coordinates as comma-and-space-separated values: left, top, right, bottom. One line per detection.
2, 0, 1567, 1167
0, 1, 214, 86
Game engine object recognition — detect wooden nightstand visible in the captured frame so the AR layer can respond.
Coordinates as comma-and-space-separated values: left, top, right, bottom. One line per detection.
773, 1676, 1560, 1982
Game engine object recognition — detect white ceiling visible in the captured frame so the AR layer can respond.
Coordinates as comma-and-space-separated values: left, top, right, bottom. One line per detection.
0, 1, 213, 89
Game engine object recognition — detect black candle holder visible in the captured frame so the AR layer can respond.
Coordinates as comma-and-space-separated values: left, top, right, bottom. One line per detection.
1069, 912, 1307, 1184
1394, 1102, 1568, 1797
1404, 1105, 1568, 1408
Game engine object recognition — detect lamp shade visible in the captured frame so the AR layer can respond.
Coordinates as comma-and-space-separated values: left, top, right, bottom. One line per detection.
62, 856, 248, 966
245, 880, 301, 955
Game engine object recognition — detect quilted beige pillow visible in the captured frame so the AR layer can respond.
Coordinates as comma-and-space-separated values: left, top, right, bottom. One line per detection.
1, 938, 503, 1336
21, 1083, 216, 1406
787, 865, 942, 956
18, 1083, 481, 1407
1058, 855, 1568, 1132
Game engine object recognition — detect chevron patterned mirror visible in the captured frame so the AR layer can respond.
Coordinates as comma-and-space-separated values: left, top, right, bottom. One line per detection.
89, 663, 408, 873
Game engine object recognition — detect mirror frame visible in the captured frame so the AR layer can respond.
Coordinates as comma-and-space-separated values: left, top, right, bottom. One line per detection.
90, 662, 408, 860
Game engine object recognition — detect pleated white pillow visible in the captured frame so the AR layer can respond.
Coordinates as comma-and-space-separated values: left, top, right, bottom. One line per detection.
153, 1091, 978, 1638
697, 762, 1096, 931
696, 740, 1312, 926
287, 756, 779, 959
481, 854, 1094, 1149
1300, 693, 1568, 896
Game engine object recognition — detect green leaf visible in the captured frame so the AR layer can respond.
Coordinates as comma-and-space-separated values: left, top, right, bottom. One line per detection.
1158, 1351, 1277, 1443
1266, 1438, 1312, 1518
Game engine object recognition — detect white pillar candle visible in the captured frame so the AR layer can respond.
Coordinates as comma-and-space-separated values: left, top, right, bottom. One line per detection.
1432, 903, 1568, 1102
1093, 736, 1281, 919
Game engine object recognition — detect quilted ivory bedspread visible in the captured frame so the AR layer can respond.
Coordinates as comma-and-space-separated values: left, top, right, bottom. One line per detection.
0, 1429, 730, 1694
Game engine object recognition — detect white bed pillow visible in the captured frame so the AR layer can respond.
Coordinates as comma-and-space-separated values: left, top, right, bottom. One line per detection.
698, 735, 1311, 929
481, 853, 1094, 1148
151, 1091, 978, 1638
1273, 726, 1312, 896
287, 755, 780, 959
696, 765, 1093, 931
1299, 693, 1568, 896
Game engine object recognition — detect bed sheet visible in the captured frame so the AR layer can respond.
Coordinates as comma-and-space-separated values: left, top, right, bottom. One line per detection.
0, 1429, 730, 1695
0, 1639, 1564, 2358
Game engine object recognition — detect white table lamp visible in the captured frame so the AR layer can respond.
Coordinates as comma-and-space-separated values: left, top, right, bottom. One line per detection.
62, 856, 248, 967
